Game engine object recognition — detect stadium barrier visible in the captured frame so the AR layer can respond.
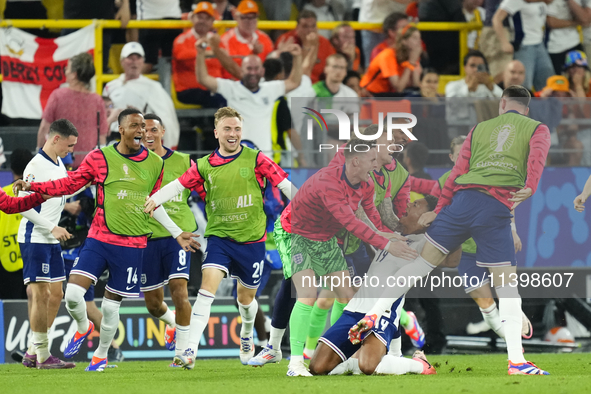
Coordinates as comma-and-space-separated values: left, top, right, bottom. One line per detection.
0, 19, 482, 94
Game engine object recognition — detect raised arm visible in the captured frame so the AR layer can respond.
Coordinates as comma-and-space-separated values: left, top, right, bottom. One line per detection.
284, 44, 303, 94
27, 151, 98, 196
195, 39, 219, 93
208, 33, 243, 80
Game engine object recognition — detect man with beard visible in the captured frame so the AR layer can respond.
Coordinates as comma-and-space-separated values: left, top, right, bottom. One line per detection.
195, 38, 303, 157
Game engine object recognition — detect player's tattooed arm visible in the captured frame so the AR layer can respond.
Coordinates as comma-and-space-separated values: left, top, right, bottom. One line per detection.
355, 208, 378, 232
376, 198, 400, 232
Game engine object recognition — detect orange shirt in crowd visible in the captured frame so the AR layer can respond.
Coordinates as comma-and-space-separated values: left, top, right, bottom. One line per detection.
276, 29, 336, 83
220, 27, 274, 68
361, 47, 400, 94
370, 41, 389, 62
172, 29, 228, 92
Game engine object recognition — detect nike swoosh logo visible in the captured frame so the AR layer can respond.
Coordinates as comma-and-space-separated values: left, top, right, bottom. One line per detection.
126, 286, 135, 290
193, 313, 203, 316
177, 267, 187, 271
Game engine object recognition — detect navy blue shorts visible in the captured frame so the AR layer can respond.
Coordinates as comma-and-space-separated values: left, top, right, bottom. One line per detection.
141, 237, 189, 292
202, 236, 266, 289
71, 238, 144, 298
318, 298, 403, 362
457, 252, 490, 293
63, 247, 94, 302
345, 243, 372, 281
426, 190, 516, 267
21, 243, 66, 284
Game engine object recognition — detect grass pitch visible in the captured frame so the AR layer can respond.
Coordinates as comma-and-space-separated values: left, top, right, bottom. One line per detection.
0, 353, 589, 394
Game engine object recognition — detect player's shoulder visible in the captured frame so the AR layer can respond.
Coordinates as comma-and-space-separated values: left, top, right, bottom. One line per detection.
146, 148, 164, 163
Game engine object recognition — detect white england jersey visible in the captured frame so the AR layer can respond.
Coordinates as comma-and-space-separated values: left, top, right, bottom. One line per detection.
345, 234, 427, 314
17, 151, 68, 244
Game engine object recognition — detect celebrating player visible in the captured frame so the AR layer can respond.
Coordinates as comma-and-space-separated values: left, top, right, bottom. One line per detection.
18, 119, 78, 369
140, 114, 198, 366
144, 107, 296, 369
273, 138, 417, 376
411, 136, 532, 340
348, 86, 552, 375
309, 197, 441, 376
13, 109, 200, 372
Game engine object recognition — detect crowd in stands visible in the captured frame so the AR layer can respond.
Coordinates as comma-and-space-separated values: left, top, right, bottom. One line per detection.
1, 0, 591, 167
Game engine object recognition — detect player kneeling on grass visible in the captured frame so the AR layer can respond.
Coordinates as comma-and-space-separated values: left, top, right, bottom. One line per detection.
309, 197, 444, 376
145, 107, 296, 369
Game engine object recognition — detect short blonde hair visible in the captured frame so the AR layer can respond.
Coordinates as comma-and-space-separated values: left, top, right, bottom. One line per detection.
214, 107, 243, 128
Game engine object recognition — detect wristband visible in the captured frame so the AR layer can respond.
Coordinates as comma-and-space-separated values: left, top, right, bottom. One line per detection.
401, 61, 417, 71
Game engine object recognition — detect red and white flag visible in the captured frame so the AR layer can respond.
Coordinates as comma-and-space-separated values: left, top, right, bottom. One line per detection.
1, 25, 95, 119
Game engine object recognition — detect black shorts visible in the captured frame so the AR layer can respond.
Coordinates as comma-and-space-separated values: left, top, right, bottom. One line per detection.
139, 20, 182, 65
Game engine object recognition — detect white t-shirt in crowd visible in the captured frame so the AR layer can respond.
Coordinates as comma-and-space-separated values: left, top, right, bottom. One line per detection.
216, 78, 286, 154
136, 0, 181, 20
359, 0, 406, 23
463, 7, 486, 49
104, 75, 181, 149
445, 78, 503, 98
18, 151, 68, 244
500, 0, 547, 46
547, 0, 582, 54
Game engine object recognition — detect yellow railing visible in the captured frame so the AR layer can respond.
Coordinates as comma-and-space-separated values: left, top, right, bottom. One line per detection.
0, 19, 481, 95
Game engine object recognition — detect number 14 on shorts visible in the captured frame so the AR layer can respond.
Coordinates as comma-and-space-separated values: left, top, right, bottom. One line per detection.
127, 267, 138, 290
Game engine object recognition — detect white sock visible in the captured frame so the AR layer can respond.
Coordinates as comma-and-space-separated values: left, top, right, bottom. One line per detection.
388, 337, 402, 357
159, 307, 176, 328
65, 283, 89, 334
175, 325, 190, 357
375, 354, 423, 375
497, 286, 526, 364
480, 303, 504, 339
32, 331, 50, 363
269, 327, 285, 349
187, 290, 215, 352
258, 339, 268, 348
93, 298, 120, 359
238, 298, 258, 338
329, 358, 361, 375
290, 355, 304, 365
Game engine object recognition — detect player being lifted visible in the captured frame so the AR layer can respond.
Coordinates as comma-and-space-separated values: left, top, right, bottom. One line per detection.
14, 109, 199, 372
273, 138, 418, 376
140, 114, 198, 366
348, 86, 551, 376
310, 196, 442, 376
144, 107, 297, 369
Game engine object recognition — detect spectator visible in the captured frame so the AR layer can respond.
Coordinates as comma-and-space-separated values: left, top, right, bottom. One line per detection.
195, 38, 303, 155
213, 0, 235, 20
330, 23, 362, 71
0, 148, 34, 300
361, 25, 422, 96
313, 53, 359, 98
172, 2, 227, 107
497, 60, 528, 91
493, 0, 554, 91
462, 0, 485, 50
358, 0, 408, 68
479, 0, 511, 83
343, 70, 362, 96
302, 0, 340, 39
419, 0, 466, 75
276, 10, 337, 83
136, 0, 183, 73
564, 50, 591, 97
445, 50, 502, 97
403, 141, 431, 179
62, 0, 130, 71
370, 12, 409, 62
263, 55, 308, 167
37, 53, 108, 168
547, 0, 589, 75
103, 42, 180, 149
583, 0, 591, 58
220, 0, 274, 68
418, 67, 441, 98
102, 97, 124, 143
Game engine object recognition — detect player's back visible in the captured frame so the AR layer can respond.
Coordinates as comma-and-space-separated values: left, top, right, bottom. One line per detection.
345, 234, 427, 314
17, 153, 68, 244
288, 164, 373, 241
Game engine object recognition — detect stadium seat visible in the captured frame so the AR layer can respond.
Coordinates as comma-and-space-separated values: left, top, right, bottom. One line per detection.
170, 79, 202, 110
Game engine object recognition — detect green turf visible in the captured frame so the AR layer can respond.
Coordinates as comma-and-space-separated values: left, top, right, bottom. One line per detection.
0, 353, 589, 394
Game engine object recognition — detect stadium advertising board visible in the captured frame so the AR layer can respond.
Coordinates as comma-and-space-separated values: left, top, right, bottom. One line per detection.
0, 297, 268, 363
